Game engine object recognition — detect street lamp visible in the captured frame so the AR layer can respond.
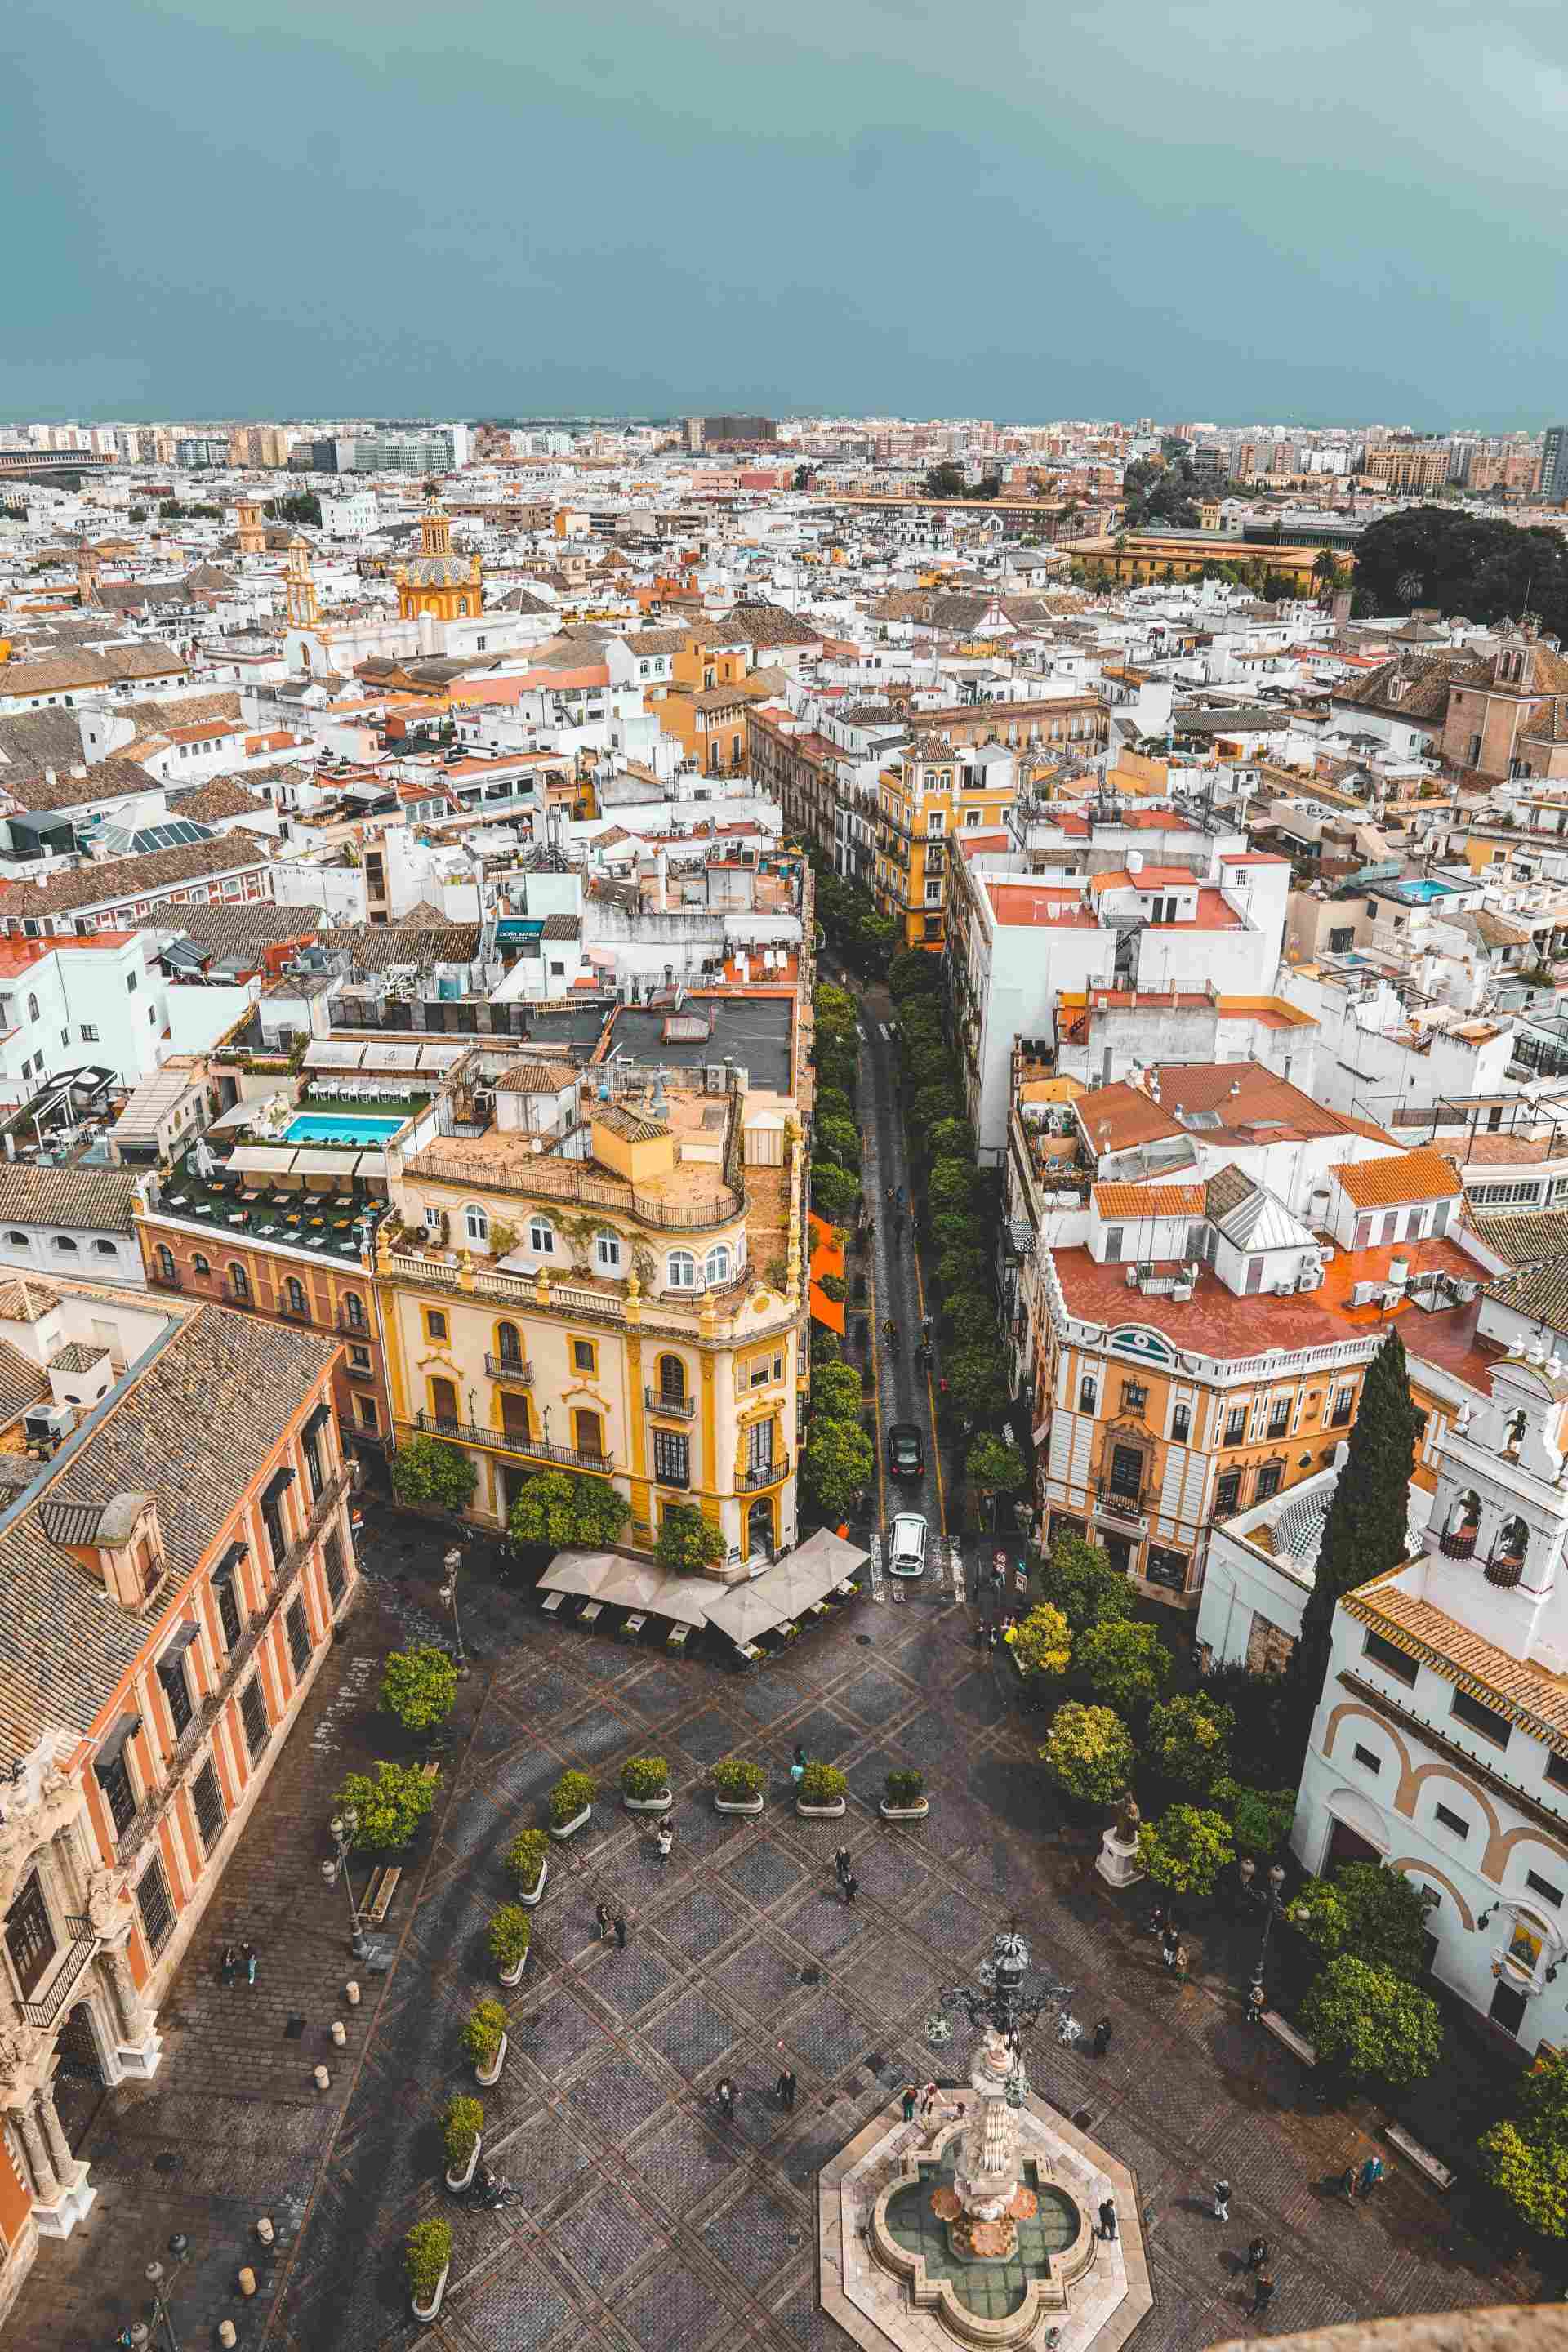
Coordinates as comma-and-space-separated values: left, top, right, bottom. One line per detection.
439, 1544, 469, 1677
139, 2233, 191, 2352
322, 1807, 366, 1950
1237, 1859, 1294, 1999
924, 1921, 1077, 2104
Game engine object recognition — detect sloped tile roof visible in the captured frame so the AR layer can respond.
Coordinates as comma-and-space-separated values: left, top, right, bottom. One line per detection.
1091, 1183, 1206, 1218
1330, 1148, 1463, 1209
1343, 1579, 1568, 1755
0, 1163, 143, 1235
1469, 1207, 1568, 1267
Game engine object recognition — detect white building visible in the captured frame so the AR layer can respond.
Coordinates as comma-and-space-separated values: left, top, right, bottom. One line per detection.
0, 934, 170, 1106
319, 489, 381, 539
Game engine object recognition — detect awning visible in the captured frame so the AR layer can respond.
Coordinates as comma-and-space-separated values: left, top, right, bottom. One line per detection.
205, 1101, 256, 1134
226, 1144, 301, 1175
538, 1548, 715, 1627
263, 1465, 296, 1506
290, 1149, 350, 1178
158, 1619, 203, 1659
808, 1211, 845, 1336
94, 1710, 141, 1769
704, 1528, 868, 1643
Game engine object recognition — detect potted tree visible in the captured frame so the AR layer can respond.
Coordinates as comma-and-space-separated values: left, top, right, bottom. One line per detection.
443, 2095, 484, 2193
406, 2217, 452, 2324
880, 1767, 929, 1821
462, 1998, 509, 2087
505, 1828, 550, 1908
795, 1762, 849, 1820
548, 1771, 595, 1842
488, 1904, 532, 1987
711, 1757, 765, 1816
621, 1756, 672, 1815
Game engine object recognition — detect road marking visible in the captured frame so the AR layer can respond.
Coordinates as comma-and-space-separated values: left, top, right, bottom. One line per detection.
907, 1186, 948, 1544
878, 1022, 891, 1040
869, 1531, 884, 1601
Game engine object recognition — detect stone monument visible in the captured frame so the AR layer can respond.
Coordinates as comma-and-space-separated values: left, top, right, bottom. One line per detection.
1094, 1790, 1146, 1890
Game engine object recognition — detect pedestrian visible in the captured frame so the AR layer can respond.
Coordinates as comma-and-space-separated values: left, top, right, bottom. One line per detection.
1252, 2272, 1275, 2318
715, 2076, 736, 2123
842, 1869, 859, 1906
902, 2083, 917, 2123
919, 2082, 940, 2132
613, 1914, 628, 1949
1339, 2164, 1358, 2203
1245, 2238, 1269, 2274
884, 1186, 893, 1211
595, 1902, 612, 1942
1213, 2179, 1231, 2223
1358, 2155, 1384, 2201
834, 1845, 851, 1887
220, 1941, 239, 1985
1092, 2016, 1112, 2059
791, 1744, 807, 1786
776, 2057, 797, 2112
1098, 2198, 1118, 2242
1161, 1927, 1178, 1969
1245, 1982, 1266, 2028
1174, 1944, 1189, 1989
987, 1624, 1000, 1654
241, 1941, 258, 1985
656, 1821, 673, 1863
1148, 1904, 1166, 1940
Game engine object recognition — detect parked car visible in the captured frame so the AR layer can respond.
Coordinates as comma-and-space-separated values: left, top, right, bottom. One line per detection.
887, 1422, 924, 1480
888, 1512, 929, 1578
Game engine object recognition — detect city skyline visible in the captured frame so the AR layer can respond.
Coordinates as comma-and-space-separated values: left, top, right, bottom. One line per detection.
7, 0, 1568, 425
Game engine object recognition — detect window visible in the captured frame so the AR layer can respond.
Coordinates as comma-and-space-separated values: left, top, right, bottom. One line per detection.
1107, 1443, 1143, 1500
126, 971, 137, 996
1329, 927, 1355, 956
653, 1428, 690, 1488
658, 1355, 688, 1405
1352, 1743, 1382, 1773
1548, 1752, 1568, 1793
495, 1320, 523, 1367
572, 1338, 596, 1375
1267, 1401, 1290, 1438
93, 1237, 116, 1258
347, 1345, 372, 1377
2, 1233, 23, 1250
5, 1871, 57, 1997
595, 1232, 622, 1274
239, 1677, 270, 1762
158, 1649, 194, 1738
1214, 1469, 1242, 1516
1104, 1226, 1124, 1263
229, 1263, 250, 1303
1254, 1463, 1283, 1502
286, 1597, 311, 1675
24, 995, 37, 1024
354, 1394, 378, 1431
1451, 1688, 1511, 1748
214, 1560, 243, 1650
1171, 1402, 1191, 1442
136, 1858, 175, 1953
323, 1529, 348, 1605
1245, 1257, 1263, 1294
283, 1276, 307, 1316
80, 1022, 100, 1042
1330, 1385, 1354, 1427
1224, 1408, 1246, 1447
1363, 1629, 1419, 1686
193, 1760, 225, 1852
705, 1244, 732, 1286
424, 1307, 448, 1342
342, 1292, 365, 1330
464, 1204, 488, 1245
54, 1236, 77, 1254
1433, 1802, 1470, 1840
528, 1216, 555, 1256
667, 1250, 697, 1290
154, 1243, 176, 1285
1121, 1380, 1147, 1412
1527, 1870, 1564, 1909
1080, 1377, 1098, 1414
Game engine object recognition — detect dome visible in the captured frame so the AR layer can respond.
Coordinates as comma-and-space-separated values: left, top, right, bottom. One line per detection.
403, 553, 471, 587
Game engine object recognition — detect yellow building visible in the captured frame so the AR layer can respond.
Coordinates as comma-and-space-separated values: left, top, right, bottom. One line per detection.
650, 626, 752, 776
1072, 532, 1351, 593
394, 498, 483, 623
376, 1055, 807, 1569
874, 736, 1019, 950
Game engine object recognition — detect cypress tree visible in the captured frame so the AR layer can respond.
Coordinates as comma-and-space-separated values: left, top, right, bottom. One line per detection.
1294, 1329, 1418, 1699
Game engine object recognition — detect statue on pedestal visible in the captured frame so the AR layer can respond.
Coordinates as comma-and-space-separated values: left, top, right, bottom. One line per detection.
1095, 1788, 1147, 1891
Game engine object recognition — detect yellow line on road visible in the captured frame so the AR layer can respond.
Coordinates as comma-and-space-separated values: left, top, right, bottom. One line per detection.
907, 1217, 948, 1541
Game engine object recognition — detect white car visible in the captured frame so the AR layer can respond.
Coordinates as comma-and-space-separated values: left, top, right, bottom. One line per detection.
888, 1512, 929, 1578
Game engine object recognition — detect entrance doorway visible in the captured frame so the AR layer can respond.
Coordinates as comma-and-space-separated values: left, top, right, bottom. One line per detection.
1490, 1979, 1528, 2037
1325, 1818, 1383, 1871
1101, 1533, 1133, 1577
747, 1497, 773, 1563
429, 1376, 459, 1428
53, 2000, 107, 2145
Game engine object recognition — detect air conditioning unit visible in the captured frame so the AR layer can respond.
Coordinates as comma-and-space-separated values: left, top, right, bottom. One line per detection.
1297, 1269, 1323, 1292
1125, 1265, 1139, 1287
474, 1087, 496, 1112
24, 1402, 73, 1446
1350, 1278, 1382, 1307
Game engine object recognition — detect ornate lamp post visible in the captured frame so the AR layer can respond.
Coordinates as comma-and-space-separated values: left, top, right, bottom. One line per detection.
439, 1544, 469, 1677
322, 1807, 366, 1952
134, 2233, 191, 2352
924, 1921, 1077, 2102
1236, 1859, 1294, 2006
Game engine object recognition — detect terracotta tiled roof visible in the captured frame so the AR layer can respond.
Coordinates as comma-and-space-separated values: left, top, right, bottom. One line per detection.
1468, 1207, 1568, 1267
1482, 1260, 1568, 1339
0, 833, 274, 920
1091, 1183, 1207, 1218
1343, 1578, 1568, 1755
0, 1163, 143, 1234
1330, 1149, 1463, 1209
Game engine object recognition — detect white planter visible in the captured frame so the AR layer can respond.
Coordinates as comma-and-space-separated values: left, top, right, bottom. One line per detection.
549, 1804, 591, 1843
497, 1945, 530, 1989
879, 1798, 929, 1820
715, 1792, 765, 1815
445, 2135, 480, 2194
412, 2263, 449, 2324
476, 2031, 507, 2088
795, 1797, 847, 1819
623, 1790, 673, 1815
517, 1860, 548, 1908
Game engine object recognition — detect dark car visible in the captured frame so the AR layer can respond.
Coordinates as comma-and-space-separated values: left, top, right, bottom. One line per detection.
888, 1422, 924, 1480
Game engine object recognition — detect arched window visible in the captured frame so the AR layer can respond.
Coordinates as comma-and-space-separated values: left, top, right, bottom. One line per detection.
3, 1232, 24, 1249
464, 1204, 488, 1246
25, 996, 38, 1024
93, 1238, 116, 1256
229, 1263, 250, 1303
1440, 1488, 1481, 1557
284, 1276, 306, 1316
666, 1250, 697, 1291
704, 1244, 732, 1287
154, 1244, 176, 1284
528, 1215, 555, 1256
191, 1254, 211, 1277
342, 1292, 366, 1330
53, 1235, 78, 1254
658, 1354, 687, 1405
1495, 1516, 1529, 1570
496, 1321, 523, 1367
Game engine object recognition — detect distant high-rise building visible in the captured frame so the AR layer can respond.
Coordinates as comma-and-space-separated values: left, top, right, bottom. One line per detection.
1539, 425, 1568, 502
684, 416, 776, 450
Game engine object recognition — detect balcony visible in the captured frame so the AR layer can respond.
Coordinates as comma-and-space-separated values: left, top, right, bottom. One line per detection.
1330, 1405, 1353, 1428
149, 1267, 185, 1292
645, 1386, 696, 1419
1438, 1526, 1477, 1560
486, 1354, 535, 1385
739, 1454, 790, 1492
414, 1409, 613, 1476
1095, 1481, 1147, 1521
1486, 1552, 1526, 1589
339, 1311, 372, 1339
21, 1916, 97, 2029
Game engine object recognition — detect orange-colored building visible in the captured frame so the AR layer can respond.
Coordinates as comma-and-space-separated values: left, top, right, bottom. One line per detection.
648, 626, 752, 776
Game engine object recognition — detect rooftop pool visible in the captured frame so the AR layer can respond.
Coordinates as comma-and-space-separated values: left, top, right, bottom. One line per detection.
1392, 878, 1460, 903
284, 1112, 404, 1147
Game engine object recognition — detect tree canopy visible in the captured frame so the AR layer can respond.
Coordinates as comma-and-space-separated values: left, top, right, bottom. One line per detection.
1352, 504, 1568, 632
1285, 1859, 1434, 1980
1145, 1692, 1235, 1792
1122, 453, 1200, 532
654, 1503, 727, 1575
1294, 1330, 1417, 1699
391, 1433, 476, 1515
1302, 1955, 1442, 2087
801, 1415, 873, 1519
1135, 1804, 1235, 1897
506, 1469, 630, 1551
1036, 1531, 1132, 1634
1038, 1702, 1134, 1805
1481, 2047, 1568, 2237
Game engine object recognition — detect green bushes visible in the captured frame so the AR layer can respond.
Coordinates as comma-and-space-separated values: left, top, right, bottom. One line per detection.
487, 1905, 532, 1972
442, 2096, 483, 2169
712, 1757, 765, 1801
654, 1503, 726, 1574
333, 1762, 439, 1850
1036, 1532, 1132, 1633
884, 1767, 926, 1807
405, 2217, 452, 2300
461, 1999, 507, 2068
379, 1646, 458, 1735
1144, 1693, 1235, 1793
390, 1433, 476, 1514
621, 1756, 670, 1802
506, 1469, 629, 1551
1301, 1956, 1441, 2087
1039, 1703, 1134, 1804
798, 1762, 848, 1806
1076, 1619, 1172, 1714
801, 1412, 874, 1522
1134, 1804, 1235, 1897
1481, 2048, 1568, 2235
548, 1771, 595, 1827
1008, 1602, 1072, 1678
504, 1828, 550, 1893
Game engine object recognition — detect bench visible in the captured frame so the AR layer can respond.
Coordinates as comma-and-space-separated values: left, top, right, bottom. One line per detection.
579, 1600, 604, 1625
740, 1642, 766, 1665
666, 1624, 690, 1653
1385, 2123, 1453, 2190
364, 1864, 402, 1924
541, 1590, 565, 1617
1261, 2010, 1318, 2066
621, 1611, 647, 1641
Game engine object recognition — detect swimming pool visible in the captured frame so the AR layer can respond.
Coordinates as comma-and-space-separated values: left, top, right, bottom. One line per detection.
1393, 878, 1459, 904
284, 1112, 404, 1146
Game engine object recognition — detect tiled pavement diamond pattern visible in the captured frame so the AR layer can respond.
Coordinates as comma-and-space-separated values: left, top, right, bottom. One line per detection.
450, 2250, 574, 2352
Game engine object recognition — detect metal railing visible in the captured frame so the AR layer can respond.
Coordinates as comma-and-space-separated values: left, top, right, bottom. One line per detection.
739, 1455, 789, 1492
408, 1152, 742, 1232
22, 1917, 97, 2029
645, 1387, 696, 1419
1095, 1481, 1147, 1520
1486, 1552, 1526, 1589
485, 1354, 534, 1384
414, 1410, 614, 1476
1437, 1526, 1477, 1560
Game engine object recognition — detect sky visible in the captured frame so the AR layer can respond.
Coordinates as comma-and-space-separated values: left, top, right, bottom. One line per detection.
7, 0, 1568, 427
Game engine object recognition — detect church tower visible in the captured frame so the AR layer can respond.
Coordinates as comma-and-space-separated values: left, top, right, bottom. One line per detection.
394, 496, 483, 623
284, 537, 319, 629
235, 500, 265, 556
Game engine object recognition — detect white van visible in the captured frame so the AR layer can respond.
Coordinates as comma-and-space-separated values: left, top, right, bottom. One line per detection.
888, 1512, 929, 1578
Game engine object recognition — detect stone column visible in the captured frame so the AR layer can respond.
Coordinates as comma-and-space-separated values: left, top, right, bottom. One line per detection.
104, 1944, 163, 2079
13, 2096, 59, 2205
36, 2086, 78, 2186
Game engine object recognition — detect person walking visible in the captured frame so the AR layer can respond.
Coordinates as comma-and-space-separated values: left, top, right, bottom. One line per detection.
1245, 2238, 1269, 2274
842, 1866, 859, 1906
595, 1902, 612, 1942
902, 2084, 918, 2123
776, 2054, 797, 2112
1092, 2016, 1112, 2059
1213, 2179, 1232, 2223
1161, 1926, 1178, 1970
1339, 2163, 1358, 2203
715, 2076, 736, 2124
833, 1845, 852, 1889
1251, 2271, 1275, 2319
1245, 1982, 1266, 2028
655, 1820, 673, 1864
1359, 2155, 1385, 2201
241, 1941, 258, 1985
613, 1914, 628, 1949
1174, 1943, 1189, 1989
791, 1744, 808, 1787
1098, 2198, 1118, 2242
1147, 1904, 1166, 1941
919, 2083, 941, 2133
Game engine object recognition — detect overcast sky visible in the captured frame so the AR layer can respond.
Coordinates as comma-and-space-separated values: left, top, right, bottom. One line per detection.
6, 0, 1568, 425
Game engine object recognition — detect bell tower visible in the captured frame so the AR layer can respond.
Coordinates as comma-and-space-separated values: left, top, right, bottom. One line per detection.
284, 537, 319, 629
76, 546, 100, 608
235, 500, 265, 556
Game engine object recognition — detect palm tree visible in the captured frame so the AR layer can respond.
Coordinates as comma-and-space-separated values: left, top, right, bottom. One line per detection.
1396, 569, 1423, 608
